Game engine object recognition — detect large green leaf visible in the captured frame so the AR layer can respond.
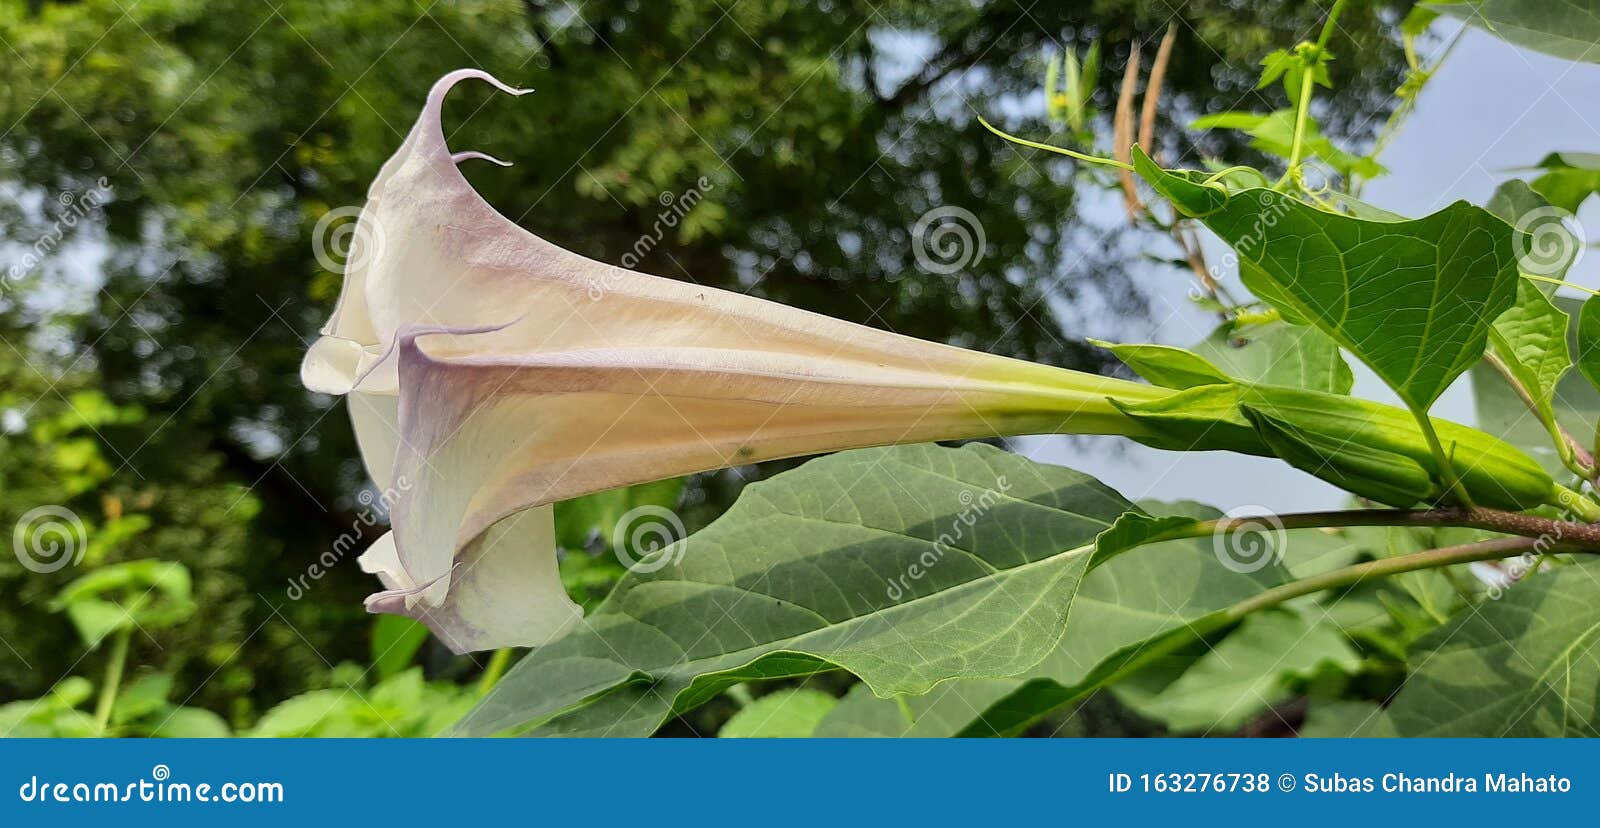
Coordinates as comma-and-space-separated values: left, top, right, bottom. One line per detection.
1387, 560, 1600, 736
1578, 297, 1600, 395
1113, 608, 1359, 734
1432, 0, 1600, 64
1472, 294, 1600, 475
1135, 149, 1521, 412
1531, 152, 1600, 212
454, 444, 1173, 737
956, 503, 1298, 736
1487, 281, 1572, 430
1193, 321, 1353, 394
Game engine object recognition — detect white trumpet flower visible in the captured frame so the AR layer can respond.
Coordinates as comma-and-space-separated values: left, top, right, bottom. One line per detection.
301, 69, 1160, 653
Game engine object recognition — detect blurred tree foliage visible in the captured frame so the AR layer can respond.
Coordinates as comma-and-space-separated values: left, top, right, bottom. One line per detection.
0, 0, 1408, 725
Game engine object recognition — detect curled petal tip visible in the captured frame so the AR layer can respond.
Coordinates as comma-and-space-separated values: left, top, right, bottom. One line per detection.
427, 69, 531, 108
452, 150, 513, 168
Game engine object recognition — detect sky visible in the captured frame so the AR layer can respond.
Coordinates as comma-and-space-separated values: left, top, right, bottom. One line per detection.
1019, 22, 1600, 512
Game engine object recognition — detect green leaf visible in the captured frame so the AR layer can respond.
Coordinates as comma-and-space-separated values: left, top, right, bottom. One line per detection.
1193, 321, 1354, 394
150, 707, 231, 738
1431, 0, 1600, 64
956, 502, 1297, 736
1299, 700, 1397, 737
1091, 340, 1233, 389
1388, 560, 1600, 736
51, 560, 195, 647
1135, 148, 1522, 413
1113, 608, 1359, 733
371, 615, 430, 681
1098, 321, 1353, 395
1473, 294, 1600, 474
1531, 152, 1600, 213
1578, 296, 1600, 395
1486, 279, 1572, 431
812, 680, 1021, 737
111, 673, 174, 725
717, 688, 838, 737
455, 444, 1175, 737
248, 690, 351, 737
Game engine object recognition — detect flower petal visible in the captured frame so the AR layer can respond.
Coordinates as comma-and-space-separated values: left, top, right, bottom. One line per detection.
359, 505, 580, 654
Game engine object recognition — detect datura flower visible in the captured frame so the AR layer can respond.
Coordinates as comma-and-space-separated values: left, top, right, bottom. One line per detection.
301, 69, 1163, 653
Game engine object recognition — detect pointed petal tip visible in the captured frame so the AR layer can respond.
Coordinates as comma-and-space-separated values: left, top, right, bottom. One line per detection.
452, 150, 514, 168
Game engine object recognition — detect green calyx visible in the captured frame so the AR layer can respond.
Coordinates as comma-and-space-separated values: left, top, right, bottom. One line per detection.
1111, 382, 1555, 512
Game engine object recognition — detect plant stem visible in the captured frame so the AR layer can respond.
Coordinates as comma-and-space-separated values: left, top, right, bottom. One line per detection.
93, 627, 132, 736
1221, 536, 1539, 620
1410, 407, 1475, 507
1555, 484, 1600, 523
476, 648, 514, 696
1316, 0, 1348, 50
1177, 505, 1600, 549
978, 116, 1134, 171
1484, 352, 1596, 481
1284, 68, 1318, 179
